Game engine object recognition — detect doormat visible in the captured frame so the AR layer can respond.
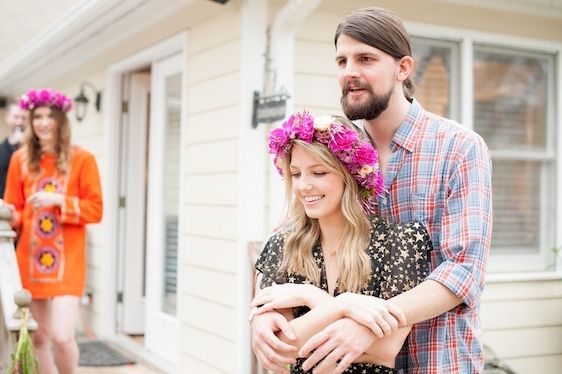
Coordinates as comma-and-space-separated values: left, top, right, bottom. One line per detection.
79, 340, 136, 367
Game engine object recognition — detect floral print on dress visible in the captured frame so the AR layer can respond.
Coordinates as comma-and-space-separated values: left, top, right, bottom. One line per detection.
255, 216, 433, 374
29, 174, 66, 283
33, 246, 61, 274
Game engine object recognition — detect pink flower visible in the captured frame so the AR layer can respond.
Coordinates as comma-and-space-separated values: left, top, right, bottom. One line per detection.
352, 142, 377, 165
268, 127, 290, 154
329, 128, 357, 152
19, 88, 73, 113
295, 113, 314, 143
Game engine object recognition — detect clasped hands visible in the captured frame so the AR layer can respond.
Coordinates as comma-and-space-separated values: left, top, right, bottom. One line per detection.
250, 283, 406, 374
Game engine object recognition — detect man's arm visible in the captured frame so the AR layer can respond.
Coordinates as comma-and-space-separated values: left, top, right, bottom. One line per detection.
390, 279, 460, 323
394, 134, 492, 323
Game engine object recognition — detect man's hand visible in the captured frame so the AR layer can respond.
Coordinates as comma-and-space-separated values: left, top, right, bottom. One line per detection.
251, 310, 298, 374
299, 318, 377, 374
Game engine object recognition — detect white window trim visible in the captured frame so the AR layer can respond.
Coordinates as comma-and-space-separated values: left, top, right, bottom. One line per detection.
406, 21, 562, 274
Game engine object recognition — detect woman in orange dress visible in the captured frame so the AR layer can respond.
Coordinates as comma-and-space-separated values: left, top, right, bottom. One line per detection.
4, 88, 103, 374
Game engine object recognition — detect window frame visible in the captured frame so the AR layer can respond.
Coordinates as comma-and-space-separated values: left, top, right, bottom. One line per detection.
406, 22, 562, 273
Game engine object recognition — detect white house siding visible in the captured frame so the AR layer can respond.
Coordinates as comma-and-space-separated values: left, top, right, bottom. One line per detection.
181, 8, 243, 373
481, 280, 562, 373
290, 0, 562, 372
56, 74, 108, 335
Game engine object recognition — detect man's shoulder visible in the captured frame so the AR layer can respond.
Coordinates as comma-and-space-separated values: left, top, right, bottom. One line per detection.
420, 109, 486, 149
0, 138, 11, 151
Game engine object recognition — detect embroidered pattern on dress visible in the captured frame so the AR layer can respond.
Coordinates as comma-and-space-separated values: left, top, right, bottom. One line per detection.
29, 175, 66, 283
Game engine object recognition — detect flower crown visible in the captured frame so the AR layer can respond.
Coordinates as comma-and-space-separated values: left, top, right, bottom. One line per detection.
19, 88, 73, 113
268, 111, 384, 214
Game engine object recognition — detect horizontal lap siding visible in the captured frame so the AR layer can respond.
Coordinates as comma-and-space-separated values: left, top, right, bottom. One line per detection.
181, 7, 242, 373
481, 280, 562, 373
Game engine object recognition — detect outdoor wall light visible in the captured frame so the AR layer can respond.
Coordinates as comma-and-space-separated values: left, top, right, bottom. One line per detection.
74, 81, 102, 122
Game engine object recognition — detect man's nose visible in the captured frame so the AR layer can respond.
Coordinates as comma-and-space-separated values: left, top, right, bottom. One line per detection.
343, 61, 360, 78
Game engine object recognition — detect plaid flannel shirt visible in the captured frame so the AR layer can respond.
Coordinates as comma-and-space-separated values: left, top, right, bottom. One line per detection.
371, 100, 493, 373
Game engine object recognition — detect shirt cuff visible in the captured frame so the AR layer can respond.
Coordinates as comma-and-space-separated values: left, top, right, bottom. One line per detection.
426, 260, 480, 308
61, 196, 80, 224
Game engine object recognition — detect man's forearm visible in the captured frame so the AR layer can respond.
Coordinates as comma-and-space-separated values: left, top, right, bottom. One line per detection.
389, 279, 461, 325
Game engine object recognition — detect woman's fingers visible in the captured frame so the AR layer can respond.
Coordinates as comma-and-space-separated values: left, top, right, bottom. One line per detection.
387, 302, 407, 326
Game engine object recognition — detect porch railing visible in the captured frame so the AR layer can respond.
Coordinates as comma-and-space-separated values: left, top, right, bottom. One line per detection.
0, 205, 36, 372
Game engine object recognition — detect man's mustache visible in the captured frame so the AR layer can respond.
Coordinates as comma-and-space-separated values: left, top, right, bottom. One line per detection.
342, 80, 373, 95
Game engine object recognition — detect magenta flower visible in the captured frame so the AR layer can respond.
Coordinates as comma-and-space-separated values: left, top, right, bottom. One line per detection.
352, 142, 377, 165
267, 110, 384, 214
268, 127, 290, 154
329, 128, 357, 152
19, 88, 73, 113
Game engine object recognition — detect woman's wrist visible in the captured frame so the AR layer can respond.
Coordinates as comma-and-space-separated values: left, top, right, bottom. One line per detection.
306, 284, 332, 308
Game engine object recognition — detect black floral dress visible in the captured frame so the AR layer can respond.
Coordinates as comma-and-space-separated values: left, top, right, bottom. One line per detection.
255, 216, 432, 374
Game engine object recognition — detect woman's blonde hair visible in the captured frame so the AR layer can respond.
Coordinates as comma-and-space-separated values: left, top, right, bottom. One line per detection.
22, 106, 72, 174
279, 138, 372, 292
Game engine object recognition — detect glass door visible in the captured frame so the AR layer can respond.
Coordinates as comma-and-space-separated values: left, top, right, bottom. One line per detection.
145, 52, 183, 368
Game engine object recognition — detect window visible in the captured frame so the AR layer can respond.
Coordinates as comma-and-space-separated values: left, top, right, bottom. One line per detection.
412, 37, 459, 120
410, 35, 558, 272
473, 46, 555, 264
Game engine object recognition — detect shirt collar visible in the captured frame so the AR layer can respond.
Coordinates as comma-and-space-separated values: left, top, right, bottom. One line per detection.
391, 99, 425, 153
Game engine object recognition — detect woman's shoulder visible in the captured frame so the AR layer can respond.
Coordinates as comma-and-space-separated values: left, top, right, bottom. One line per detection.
264, 228, 289, 249
12, 147, 25, 159
70, 146, 98, 167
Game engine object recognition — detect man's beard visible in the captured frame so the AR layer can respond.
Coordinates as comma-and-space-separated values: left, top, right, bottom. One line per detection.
341, 83, 392, 121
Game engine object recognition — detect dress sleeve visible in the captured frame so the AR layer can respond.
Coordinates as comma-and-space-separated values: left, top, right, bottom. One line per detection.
255, 232, 287, 289
58, 151, 103, 225
378, 221, 432, 299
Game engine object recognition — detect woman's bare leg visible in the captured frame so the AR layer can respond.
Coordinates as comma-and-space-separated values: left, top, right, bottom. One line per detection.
50, 296, 80, 374
29, 299, 57, 374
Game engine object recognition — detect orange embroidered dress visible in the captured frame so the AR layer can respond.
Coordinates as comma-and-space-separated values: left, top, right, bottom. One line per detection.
4, 146, 103, 299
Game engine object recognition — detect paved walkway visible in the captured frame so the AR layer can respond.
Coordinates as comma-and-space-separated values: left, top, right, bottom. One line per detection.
77, 364, 158, 373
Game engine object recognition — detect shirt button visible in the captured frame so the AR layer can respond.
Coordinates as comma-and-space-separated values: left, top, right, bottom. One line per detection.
381, 197, 388, 205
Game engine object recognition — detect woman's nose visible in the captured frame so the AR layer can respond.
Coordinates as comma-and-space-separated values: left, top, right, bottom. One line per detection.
298, 179, 313, 191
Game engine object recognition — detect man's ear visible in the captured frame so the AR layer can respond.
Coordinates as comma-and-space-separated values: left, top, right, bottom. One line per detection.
397, 55, 414, 82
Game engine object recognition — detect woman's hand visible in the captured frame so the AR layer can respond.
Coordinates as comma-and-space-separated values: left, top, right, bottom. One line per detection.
0, 199, 15, 211
251, 310, 297, 374
26, 192, 64, 209
252, 283, 331, 315
334, 292, 406, 338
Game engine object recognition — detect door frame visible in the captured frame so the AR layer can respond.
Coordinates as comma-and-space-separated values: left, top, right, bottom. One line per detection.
102, 32, 187, 372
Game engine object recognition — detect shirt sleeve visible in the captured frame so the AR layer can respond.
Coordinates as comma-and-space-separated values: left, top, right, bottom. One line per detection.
58, 151, 103, 225
426, 134, 493, 309
255, 232, 286, 289
379, 221, 432, 299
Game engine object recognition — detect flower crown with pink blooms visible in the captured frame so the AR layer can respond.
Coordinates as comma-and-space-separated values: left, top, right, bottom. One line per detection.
268, 111, 384, 215
19, 88, 73, 113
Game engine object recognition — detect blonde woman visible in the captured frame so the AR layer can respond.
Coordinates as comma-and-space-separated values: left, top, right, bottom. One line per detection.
250, 112, 432, 374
